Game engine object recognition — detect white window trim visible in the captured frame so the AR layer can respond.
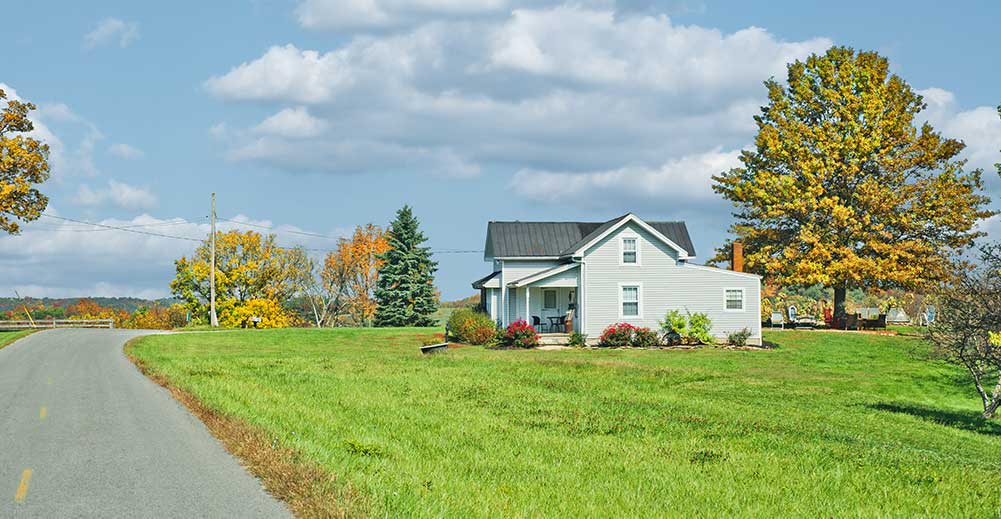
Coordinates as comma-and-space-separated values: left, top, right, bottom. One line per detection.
724, 287, 746, 312
543, 289, 558, 310
619, 282, 643, 319
619, 234, 641, 266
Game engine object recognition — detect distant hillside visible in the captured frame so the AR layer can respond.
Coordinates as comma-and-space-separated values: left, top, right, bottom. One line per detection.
0, 297, 181, 314
440, 294, 480, 308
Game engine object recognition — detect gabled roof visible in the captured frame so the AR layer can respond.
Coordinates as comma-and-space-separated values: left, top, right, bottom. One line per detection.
484, 214, 695, 259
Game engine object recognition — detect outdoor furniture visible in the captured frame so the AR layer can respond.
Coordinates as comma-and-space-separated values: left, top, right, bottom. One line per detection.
548, 315, 566, 333
844, 314, 860, 330
770, 312, 785, 329
532, 316, 547, 332
861, 314, 887, 330
565, 309, 575, 333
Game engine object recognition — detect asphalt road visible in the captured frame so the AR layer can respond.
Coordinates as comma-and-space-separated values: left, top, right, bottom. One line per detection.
0, 329, 289, 518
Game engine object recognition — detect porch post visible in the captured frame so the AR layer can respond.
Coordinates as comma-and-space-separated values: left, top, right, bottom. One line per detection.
525, 287, 530, 325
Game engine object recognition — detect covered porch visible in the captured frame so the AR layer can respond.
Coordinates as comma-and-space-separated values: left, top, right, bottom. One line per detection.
504, 263, 580, 334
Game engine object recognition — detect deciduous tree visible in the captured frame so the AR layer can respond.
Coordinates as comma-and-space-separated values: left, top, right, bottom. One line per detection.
0, 88, 50, 234
929, 244, 1001, 419
713, 47, 995, 322
374, 206, 438, 327
171, 230, 310, 324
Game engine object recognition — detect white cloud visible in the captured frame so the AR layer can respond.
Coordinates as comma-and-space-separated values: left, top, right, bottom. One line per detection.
511, 147, 741, 209
108, 142, 144, 159
84, 18, 140, 49
0, 212, 347, 298
76, 180, 158, 211
254, 106, 329, 138
206, 7, 828, 181
205, 44, 354, 104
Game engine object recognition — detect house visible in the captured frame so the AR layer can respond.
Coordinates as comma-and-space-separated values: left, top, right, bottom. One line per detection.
471, 213, 762, 345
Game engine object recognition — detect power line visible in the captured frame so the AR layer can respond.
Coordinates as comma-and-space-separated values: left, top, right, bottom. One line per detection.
27, 218, 205, 233
36, 214, 204, 242
23, 212, 484, 254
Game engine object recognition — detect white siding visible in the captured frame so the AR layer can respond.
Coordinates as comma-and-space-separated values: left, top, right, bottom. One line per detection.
498, 260, 560, 326
581, 222, 761, 344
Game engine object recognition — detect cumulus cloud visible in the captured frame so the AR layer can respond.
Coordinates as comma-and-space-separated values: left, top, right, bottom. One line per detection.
205, 7, 829, 180
84, 18, 140, 49
76, 180, 158, 211
0, 212, 347, 298
511, 147, 741, 209
254, 106, 329, 138
1, 83, 103, 180
108, 142, 144, 159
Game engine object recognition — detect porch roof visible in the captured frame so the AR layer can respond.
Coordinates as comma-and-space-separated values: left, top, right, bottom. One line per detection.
471, 271, 501, 289
507, 262, 579, 288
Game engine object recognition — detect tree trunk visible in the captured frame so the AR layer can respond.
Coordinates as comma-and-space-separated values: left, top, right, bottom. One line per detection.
833, 285, 848, 329
984, 400, 999, 420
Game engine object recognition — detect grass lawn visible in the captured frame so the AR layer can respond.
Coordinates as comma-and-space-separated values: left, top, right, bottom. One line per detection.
129, 329, 1001, 517
0, 330, 34, 350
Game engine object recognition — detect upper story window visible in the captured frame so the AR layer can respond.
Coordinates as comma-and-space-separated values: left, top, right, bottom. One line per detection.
725, 288, 745, 311
622, 237, 639, 265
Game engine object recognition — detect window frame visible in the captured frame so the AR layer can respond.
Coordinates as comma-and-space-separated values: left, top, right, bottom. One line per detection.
543, 289, 558, 310
619, 235, 641, 266
724, 288, 746, 312
619, 282, 643, 319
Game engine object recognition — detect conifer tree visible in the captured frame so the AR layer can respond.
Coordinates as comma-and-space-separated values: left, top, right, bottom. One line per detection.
374, 205, 439, 327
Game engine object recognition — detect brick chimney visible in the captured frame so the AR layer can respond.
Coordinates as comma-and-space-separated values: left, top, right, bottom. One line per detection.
732, 241, 744, 273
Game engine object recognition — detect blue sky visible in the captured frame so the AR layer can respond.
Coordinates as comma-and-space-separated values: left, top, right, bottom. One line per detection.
2, 0, 999, 300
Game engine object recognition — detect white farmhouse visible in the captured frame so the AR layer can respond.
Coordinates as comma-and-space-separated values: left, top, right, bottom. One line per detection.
472, 214, 762, 345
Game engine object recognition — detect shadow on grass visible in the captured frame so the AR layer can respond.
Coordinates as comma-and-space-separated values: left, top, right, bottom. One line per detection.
869, 402, 1001, 436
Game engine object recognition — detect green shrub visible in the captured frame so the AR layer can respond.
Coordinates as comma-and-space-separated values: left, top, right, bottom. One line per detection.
728, 328, 752, 347
660, 309, 715, 345
688, 312, 715, 345
447, 308, 496, 345
568, 331, 588, 348
632, 327, 662, 347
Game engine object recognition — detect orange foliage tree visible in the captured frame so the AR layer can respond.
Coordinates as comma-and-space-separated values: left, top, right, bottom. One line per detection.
307, 224, 389, 327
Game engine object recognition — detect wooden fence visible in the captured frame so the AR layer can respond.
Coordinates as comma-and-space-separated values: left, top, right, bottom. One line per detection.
0, 319, 114, 330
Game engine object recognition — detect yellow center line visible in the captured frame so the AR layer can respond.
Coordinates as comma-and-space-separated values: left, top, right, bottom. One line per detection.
39, 406, 47, 420
47, 377, 52, 385
14, 469, 31, 503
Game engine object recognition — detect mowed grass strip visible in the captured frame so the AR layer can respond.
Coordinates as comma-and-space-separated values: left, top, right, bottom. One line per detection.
129, 328, 1001, 517
0, 330, 35, 351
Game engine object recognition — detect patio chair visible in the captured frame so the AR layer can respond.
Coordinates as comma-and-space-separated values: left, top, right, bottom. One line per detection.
770, 312, 785, 329
531, 315, 547, 333
845, 314, 859, 331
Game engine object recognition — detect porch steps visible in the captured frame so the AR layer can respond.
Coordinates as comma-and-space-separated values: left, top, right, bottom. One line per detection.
538, 334, 570, 346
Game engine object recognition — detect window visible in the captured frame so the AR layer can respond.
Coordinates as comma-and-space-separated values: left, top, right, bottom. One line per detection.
543, 290, 557, 310
622, 237, 638, 264
622, 285, 640, 317
725, 288, 745, 311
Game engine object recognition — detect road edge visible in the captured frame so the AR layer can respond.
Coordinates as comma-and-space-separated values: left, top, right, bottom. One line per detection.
123, 336, 364, 519
0, 330, 37, 351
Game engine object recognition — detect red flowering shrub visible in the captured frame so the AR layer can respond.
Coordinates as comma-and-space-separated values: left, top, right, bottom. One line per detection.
599, 323, 637, 347
503, 319, 539, 348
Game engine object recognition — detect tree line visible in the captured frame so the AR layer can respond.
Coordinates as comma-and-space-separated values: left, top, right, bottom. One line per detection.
169, 205, 439, 328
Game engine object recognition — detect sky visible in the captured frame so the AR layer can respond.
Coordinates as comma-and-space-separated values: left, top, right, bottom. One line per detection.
1, 0, 1000, 301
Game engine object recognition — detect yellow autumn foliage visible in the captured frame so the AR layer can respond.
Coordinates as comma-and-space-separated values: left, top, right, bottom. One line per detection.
0, 88, 50, 234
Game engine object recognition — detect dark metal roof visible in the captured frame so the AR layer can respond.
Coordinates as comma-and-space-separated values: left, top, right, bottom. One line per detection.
471, 271, 500, 289
484, 215, 695, 258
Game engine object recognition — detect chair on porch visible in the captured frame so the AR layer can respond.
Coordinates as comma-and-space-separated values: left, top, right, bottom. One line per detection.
531, 315, 547, 333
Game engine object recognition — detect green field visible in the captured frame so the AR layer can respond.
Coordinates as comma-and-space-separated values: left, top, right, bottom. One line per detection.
0, 330, 34, 350
129, 329, 1000, 517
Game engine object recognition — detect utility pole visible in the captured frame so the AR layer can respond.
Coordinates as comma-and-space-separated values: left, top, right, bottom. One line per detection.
209, 193, 219, 327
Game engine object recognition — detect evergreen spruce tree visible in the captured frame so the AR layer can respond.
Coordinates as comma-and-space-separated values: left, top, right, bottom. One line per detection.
374, 205, 439, 327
